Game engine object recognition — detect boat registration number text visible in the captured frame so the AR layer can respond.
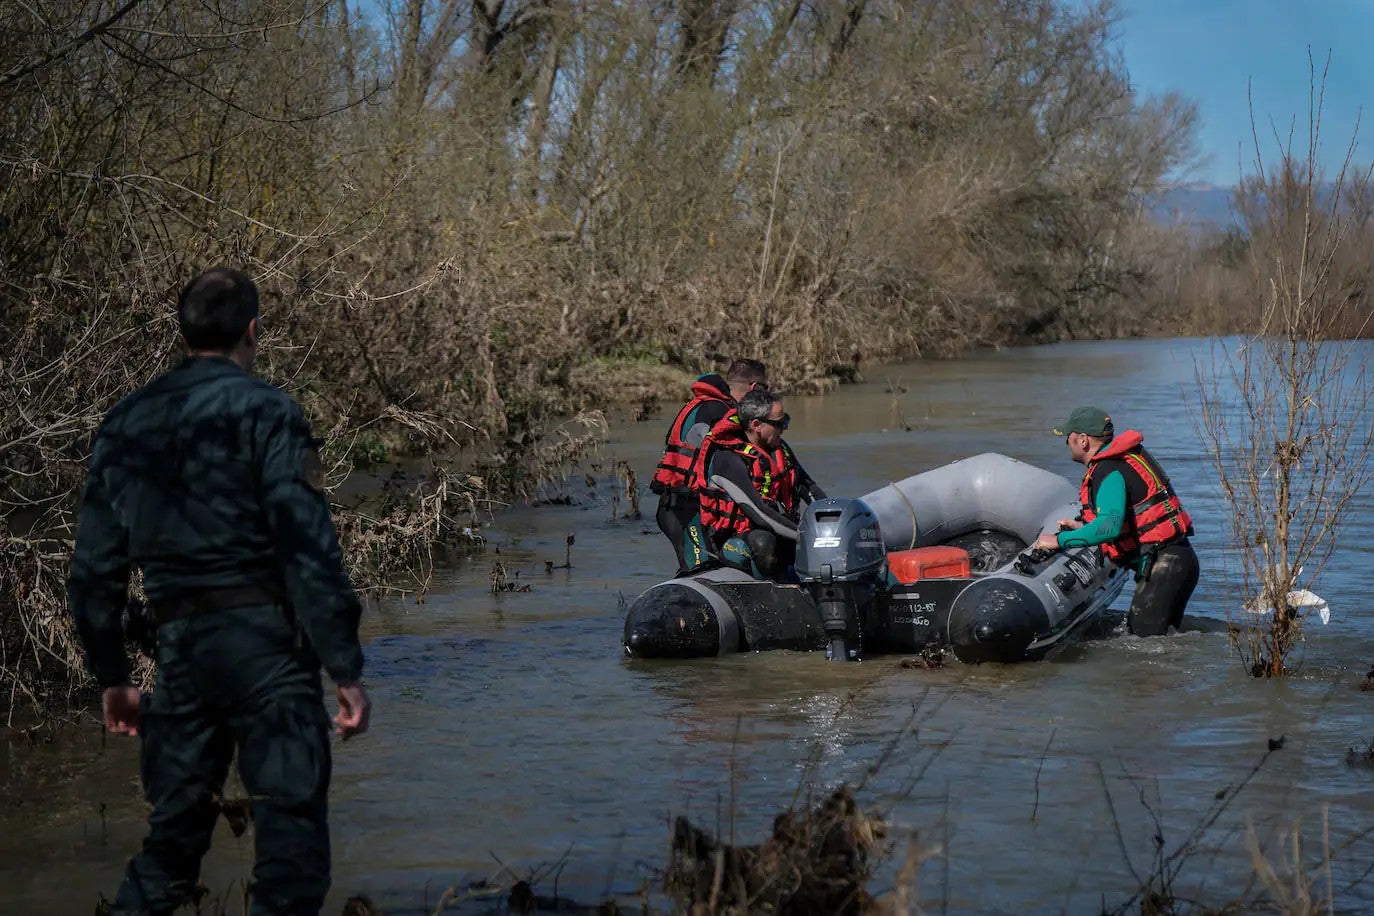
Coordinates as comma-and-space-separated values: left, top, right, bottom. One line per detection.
891, 596, 936, 627
891, 615, 932, 626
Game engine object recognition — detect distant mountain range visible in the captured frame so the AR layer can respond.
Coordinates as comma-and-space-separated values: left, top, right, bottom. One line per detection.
1146, 183, 1238, 231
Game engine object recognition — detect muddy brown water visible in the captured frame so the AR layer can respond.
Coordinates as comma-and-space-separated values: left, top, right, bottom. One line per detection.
4, 338, 1374, 914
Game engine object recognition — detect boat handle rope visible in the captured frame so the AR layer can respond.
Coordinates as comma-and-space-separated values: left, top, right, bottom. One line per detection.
889, 481, 919, 551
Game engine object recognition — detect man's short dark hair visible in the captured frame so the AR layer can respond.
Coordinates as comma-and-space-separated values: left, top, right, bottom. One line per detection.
725, 358, 767, 386
738, 388, 780, 425
178, 267, 259, 351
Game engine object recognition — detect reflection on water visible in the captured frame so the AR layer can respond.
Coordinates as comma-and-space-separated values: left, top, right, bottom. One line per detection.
4, 339, 1374, 913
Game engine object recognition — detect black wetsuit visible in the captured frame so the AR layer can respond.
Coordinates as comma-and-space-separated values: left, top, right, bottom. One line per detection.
708, 447, 826, 578
654, 377, 733, 574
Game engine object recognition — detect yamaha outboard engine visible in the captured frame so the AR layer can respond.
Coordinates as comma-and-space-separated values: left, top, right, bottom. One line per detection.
794, 498, 886, 661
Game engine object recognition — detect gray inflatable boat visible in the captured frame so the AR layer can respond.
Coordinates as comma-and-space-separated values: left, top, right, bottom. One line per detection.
623, 453, 1128, 663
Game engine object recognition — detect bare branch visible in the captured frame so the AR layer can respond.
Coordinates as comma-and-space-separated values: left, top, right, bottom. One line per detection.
0, 0, 144, 90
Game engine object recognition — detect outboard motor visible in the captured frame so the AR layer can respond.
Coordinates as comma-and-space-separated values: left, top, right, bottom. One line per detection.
794, 498, 886, 661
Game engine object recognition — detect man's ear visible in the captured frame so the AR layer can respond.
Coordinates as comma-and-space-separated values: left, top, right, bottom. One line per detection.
247, 316, 261, 346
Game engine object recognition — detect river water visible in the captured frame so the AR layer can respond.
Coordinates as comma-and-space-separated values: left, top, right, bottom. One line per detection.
3, 338, 1373, 914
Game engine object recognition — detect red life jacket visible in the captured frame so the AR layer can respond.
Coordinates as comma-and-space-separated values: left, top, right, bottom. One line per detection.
691, 416, 791, 538
1079, 429, 1193, 563
651, 377, 733, 494
772, 440, 801, 516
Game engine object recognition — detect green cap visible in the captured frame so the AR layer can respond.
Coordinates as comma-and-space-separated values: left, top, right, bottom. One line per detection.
1052, 406, 1113, 437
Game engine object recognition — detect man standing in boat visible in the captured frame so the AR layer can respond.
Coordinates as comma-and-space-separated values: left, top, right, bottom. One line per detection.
690, 389, 826, 580
650, 358, 768, 574
1035, 406, 1199, 636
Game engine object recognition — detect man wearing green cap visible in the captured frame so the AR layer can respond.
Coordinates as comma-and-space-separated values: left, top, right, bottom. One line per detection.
1034, 406, 1199, 636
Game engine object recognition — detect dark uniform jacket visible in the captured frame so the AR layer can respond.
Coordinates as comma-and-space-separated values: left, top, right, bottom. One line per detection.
69, 356, 363, 687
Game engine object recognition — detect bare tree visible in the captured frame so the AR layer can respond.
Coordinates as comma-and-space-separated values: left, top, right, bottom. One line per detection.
1196, 53, 1374, 677
0, 0, 420, 723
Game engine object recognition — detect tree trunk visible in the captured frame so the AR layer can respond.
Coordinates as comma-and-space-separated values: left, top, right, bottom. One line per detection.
828, 0, 868, 72
521, 22, 564, 200
675, 0, 737, 86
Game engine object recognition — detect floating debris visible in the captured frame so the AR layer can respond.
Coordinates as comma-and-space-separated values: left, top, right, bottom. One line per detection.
1346, 741, 1374, 768
491, 561, 533, 593
900, 646, 947, 670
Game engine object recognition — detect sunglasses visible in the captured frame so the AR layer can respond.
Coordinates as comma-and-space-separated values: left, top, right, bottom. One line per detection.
758, 414, 791, 430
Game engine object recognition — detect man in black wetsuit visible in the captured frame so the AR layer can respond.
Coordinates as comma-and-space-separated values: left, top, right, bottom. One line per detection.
1033, 406, 1199, 636
649, 358, 767, 573
690, 389, 825, 579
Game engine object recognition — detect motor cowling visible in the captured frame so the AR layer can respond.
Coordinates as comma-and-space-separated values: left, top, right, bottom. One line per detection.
795, 498, 886, 661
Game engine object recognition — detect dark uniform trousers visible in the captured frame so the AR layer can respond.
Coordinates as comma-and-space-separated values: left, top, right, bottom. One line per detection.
69, 356, 364, 914
113, 605, 331, 916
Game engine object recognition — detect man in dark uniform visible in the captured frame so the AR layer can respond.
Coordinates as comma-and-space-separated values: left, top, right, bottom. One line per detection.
69, 267, 371, 915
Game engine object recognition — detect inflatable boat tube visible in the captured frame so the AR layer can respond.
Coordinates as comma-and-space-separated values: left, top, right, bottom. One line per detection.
623, 453, 1128, 663
622, 566, 823, 658
855, 453, 1127, 662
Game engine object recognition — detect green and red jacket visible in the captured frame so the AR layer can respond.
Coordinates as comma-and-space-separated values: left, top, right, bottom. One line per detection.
1069, 430, 1193, 565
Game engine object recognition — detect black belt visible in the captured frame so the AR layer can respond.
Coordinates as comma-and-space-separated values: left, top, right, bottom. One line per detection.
150, 583, 285, 626
659, 489, 698, 510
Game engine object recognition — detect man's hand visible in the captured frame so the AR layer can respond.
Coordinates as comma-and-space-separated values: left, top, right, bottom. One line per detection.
1057, 518, 1084, 532
333, 682, 372, 740
1033, 533, 1061, 553
102, 685, 143, 736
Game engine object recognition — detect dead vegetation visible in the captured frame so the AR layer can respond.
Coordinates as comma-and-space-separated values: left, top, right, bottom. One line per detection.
666, 785, 888, 914
334, 467, 490, 600
1146, 185, 1372, 341
0, 0, 1209, 724
1, 514, 88, 724
1097, 732, 1374, 916
1193, 56, 1374, 677
1346, 746, 1374, 774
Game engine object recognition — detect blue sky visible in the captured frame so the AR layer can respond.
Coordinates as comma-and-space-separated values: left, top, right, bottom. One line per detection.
1112, 0, 1371, 186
